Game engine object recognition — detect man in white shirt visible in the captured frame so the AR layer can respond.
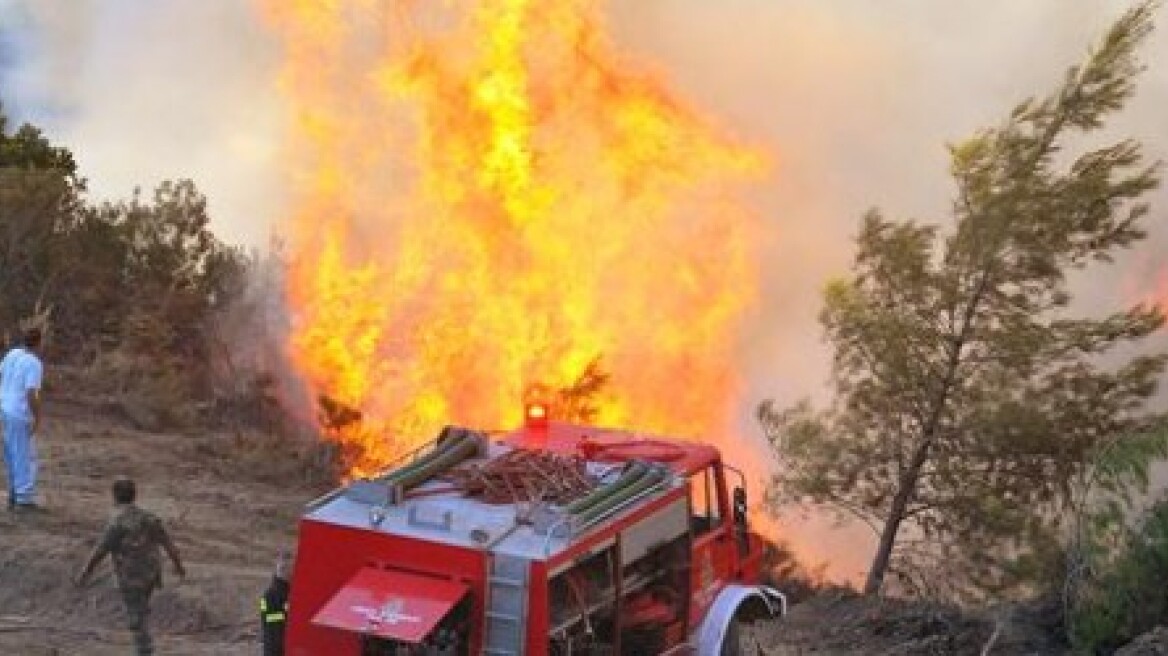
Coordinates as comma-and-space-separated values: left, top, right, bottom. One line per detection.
1, 327, 44, 510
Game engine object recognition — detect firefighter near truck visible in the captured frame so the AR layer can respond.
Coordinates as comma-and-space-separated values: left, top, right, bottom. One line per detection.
284, 405, 786, 655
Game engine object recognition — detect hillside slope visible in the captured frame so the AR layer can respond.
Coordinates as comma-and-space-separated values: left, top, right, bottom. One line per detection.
5, 383, 1165, 655
0, 387, 314, 655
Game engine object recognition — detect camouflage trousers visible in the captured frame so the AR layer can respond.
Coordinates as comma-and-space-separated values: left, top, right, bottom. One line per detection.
120, 586, 154, 655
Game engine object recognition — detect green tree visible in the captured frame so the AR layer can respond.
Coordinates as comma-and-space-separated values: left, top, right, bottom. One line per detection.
115, 179, 245, 356
2, 106, 254, 432
57, 179, 249, 429
76, 180, 247, 378
0, 107, 78, 173
0, 105, 83, 335
760, 2, 1167, 597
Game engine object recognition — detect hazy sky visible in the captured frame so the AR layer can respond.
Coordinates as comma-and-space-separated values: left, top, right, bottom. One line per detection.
3, 0, 1166, 580
604, 0, 1168, 402
0, 0, 284, 246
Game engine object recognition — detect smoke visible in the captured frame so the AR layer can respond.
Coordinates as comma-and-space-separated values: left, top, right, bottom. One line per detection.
0, 0, 286, 246
4, 0, 1167, 582
0, 0, 92, 125
609, 0, 1168, 582
610, 0, 1168, 383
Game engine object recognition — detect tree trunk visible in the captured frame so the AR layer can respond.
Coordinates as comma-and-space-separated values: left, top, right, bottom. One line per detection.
863, 442, 930, 594
864, 277, 988, 594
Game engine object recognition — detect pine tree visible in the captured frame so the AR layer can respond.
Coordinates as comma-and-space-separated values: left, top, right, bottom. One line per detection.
760, 1, 1167, 596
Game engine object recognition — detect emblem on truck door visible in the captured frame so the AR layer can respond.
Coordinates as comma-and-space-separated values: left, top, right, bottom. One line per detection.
352, 597, 422, 626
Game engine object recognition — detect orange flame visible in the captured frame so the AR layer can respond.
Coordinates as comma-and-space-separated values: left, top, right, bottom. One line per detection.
262, 0, 768, 477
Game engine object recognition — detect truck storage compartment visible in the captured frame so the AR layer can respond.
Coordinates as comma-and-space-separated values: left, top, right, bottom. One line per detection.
312, 567, 471, 655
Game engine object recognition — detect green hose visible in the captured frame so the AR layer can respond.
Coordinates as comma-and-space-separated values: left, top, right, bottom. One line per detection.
378, 442, 449, 486
564, 461, 648, 514
391, 433, 480, 490
574, 465, 666, 526
380, 428, 475, 488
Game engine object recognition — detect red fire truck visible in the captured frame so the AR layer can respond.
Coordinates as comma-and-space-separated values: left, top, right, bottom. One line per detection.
284, 408, 785, 655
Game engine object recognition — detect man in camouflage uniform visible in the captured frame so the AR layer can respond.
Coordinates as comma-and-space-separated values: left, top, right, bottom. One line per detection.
75, 477, 186, 655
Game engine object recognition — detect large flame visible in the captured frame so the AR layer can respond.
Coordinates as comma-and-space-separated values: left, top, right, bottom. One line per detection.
262, 0, 767, 476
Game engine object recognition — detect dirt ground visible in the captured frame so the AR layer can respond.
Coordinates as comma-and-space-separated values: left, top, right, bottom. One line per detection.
0, 387, 1069, 656
737, 589, 1071, 656
5, 382, 1164, 655
0, 388, 317, 655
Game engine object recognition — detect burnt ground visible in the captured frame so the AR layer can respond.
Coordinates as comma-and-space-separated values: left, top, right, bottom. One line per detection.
2, 382, 1165, 655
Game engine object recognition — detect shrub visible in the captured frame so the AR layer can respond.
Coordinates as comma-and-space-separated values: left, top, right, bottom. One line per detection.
1068, 496, 1168, 652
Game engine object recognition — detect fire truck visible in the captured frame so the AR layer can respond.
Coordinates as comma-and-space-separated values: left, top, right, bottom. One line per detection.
284, 407, 786, 655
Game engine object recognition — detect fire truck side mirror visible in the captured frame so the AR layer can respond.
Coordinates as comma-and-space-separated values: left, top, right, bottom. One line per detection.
733, 486, 747, 526
733, 486, 750, 557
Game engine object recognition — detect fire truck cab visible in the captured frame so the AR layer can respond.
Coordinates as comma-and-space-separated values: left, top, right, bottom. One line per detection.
285, 415, 785, 655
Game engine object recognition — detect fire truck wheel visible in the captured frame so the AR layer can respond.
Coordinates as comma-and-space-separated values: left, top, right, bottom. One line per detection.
720, 618, 744, 656
721, 600, 769, 656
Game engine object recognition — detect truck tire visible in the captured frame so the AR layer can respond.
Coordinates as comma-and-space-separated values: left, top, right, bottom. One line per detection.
720, 619, 743, 656
722, 601, 769, 656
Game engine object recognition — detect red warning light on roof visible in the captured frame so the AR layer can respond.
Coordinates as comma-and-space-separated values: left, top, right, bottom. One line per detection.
525, 402, 549, 429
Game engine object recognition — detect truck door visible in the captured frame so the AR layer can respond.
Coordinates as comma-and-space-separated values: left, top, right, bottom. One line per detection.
687, 462, 733, 625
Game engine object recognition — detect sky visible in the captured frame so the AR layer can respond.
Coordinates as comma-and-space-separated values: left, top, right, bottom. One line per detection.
2, 0, 1167, 581
0, 0, 284, 246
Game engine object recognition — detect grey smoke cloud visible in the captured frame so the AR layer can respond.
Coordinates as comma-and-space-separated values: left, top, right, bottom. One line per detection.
610, 0, 1168, 399
0, 0, 285, 246
3, 0, 1166, 581
610, 0, 1168, 579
